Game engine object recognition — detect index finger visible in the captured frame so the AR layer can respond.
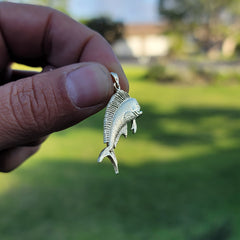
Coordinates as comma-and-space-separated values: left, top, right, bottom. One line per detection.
0, 2, 128, 90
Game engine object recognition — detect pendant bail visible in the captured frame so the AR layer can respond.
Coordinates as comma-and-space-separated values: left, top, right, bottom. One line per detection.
110, 72, 121, 91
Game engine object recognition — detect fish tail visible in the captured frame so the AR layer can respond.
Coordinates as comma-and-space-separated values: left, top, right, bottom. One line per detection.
98, 147, 119, 174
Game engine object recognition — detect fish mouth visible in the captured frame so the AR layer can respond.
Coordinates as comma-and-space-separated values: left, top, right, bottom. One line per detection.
133, 110, 142, 118
135, 110, 143, 116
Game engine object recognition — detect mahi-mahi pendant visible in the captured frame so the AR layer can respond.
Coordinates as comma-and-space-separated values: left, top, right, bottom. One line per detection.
98, 72, 142, 174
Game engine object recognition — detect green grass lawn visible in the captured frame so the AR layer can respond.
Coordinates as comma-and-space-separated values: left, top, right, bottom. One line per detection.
1, 65, 240, 240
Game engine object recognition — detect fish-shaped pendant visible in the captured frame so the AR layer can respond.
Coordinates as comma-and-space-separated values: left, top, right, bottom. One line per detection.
98, 72, 142, 174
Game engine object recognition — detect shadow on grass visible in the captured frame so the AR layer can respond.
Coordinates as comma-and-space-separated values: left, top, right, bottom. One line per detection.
72, 103, 240, 147
1, 102, 240, 239
139, 104, 240, 145
1, 147, 240, 240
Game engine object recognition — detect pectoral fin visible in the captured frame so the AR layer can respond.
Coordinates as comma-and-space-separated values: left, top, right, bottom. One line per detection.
114, 124, 128, 148
131, 119, 137, 134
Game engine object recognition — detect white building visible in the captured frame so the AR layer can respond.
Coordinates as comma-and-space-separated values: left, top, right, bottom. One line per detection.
112, 24, 169, 62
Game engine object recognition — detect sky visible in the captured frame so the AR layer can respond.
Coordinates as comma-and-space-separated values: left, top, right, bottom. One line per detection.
5, 0, 160, 23
69, 0, 160, 23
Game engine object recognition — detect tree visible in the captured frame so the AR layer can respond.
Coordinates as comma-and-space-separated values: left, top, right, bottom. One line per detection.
159, 0, 240, 55
85, 17, 124, 45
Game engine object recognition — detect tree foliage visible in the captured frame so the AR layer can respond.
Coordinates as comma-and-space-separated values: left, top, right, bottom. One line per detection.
159, 0, 240, 53
85, 17, 124, 45
159, 0, 240, 26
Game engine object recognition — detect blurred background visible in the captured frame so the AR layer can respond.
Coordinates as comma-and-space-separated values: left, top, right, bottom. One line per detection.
1, 0, 240, 239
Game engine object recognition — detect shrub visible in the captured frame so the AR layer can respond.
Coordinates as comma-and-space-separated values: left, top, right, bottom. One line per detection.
146, 62, 240, 85
145, 64, 179, 83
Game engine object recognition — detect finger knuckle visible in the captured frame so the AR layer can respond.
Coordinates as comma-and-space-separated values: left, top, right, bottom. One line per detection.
9, 77, 54, 133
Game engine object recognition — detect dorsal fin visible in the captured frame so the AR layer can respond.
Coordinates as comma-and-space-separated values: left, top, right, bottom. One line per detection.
104, 90, 130, 143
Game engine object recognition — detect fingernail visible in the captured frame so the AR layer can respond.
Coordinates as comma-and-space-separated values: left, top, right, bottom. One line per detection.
66, 64, 110, 108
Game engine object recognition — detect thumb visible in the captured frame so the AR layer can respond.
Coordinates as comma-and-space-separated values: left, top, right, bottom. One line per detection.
0, 62, 113, 150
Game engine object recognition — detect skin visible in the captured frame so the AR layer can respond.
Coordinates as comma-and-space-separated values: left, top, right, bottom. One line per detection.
0, 2, 129, 172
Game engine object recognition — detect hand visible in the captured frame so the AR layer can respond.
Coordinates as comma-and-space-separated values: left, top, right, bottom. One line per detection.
0, 2, 129, 172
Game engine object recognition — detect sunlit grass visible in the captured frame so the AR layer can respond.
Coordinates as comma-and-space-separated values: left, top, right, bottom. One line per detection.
11, 62, 42, 72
